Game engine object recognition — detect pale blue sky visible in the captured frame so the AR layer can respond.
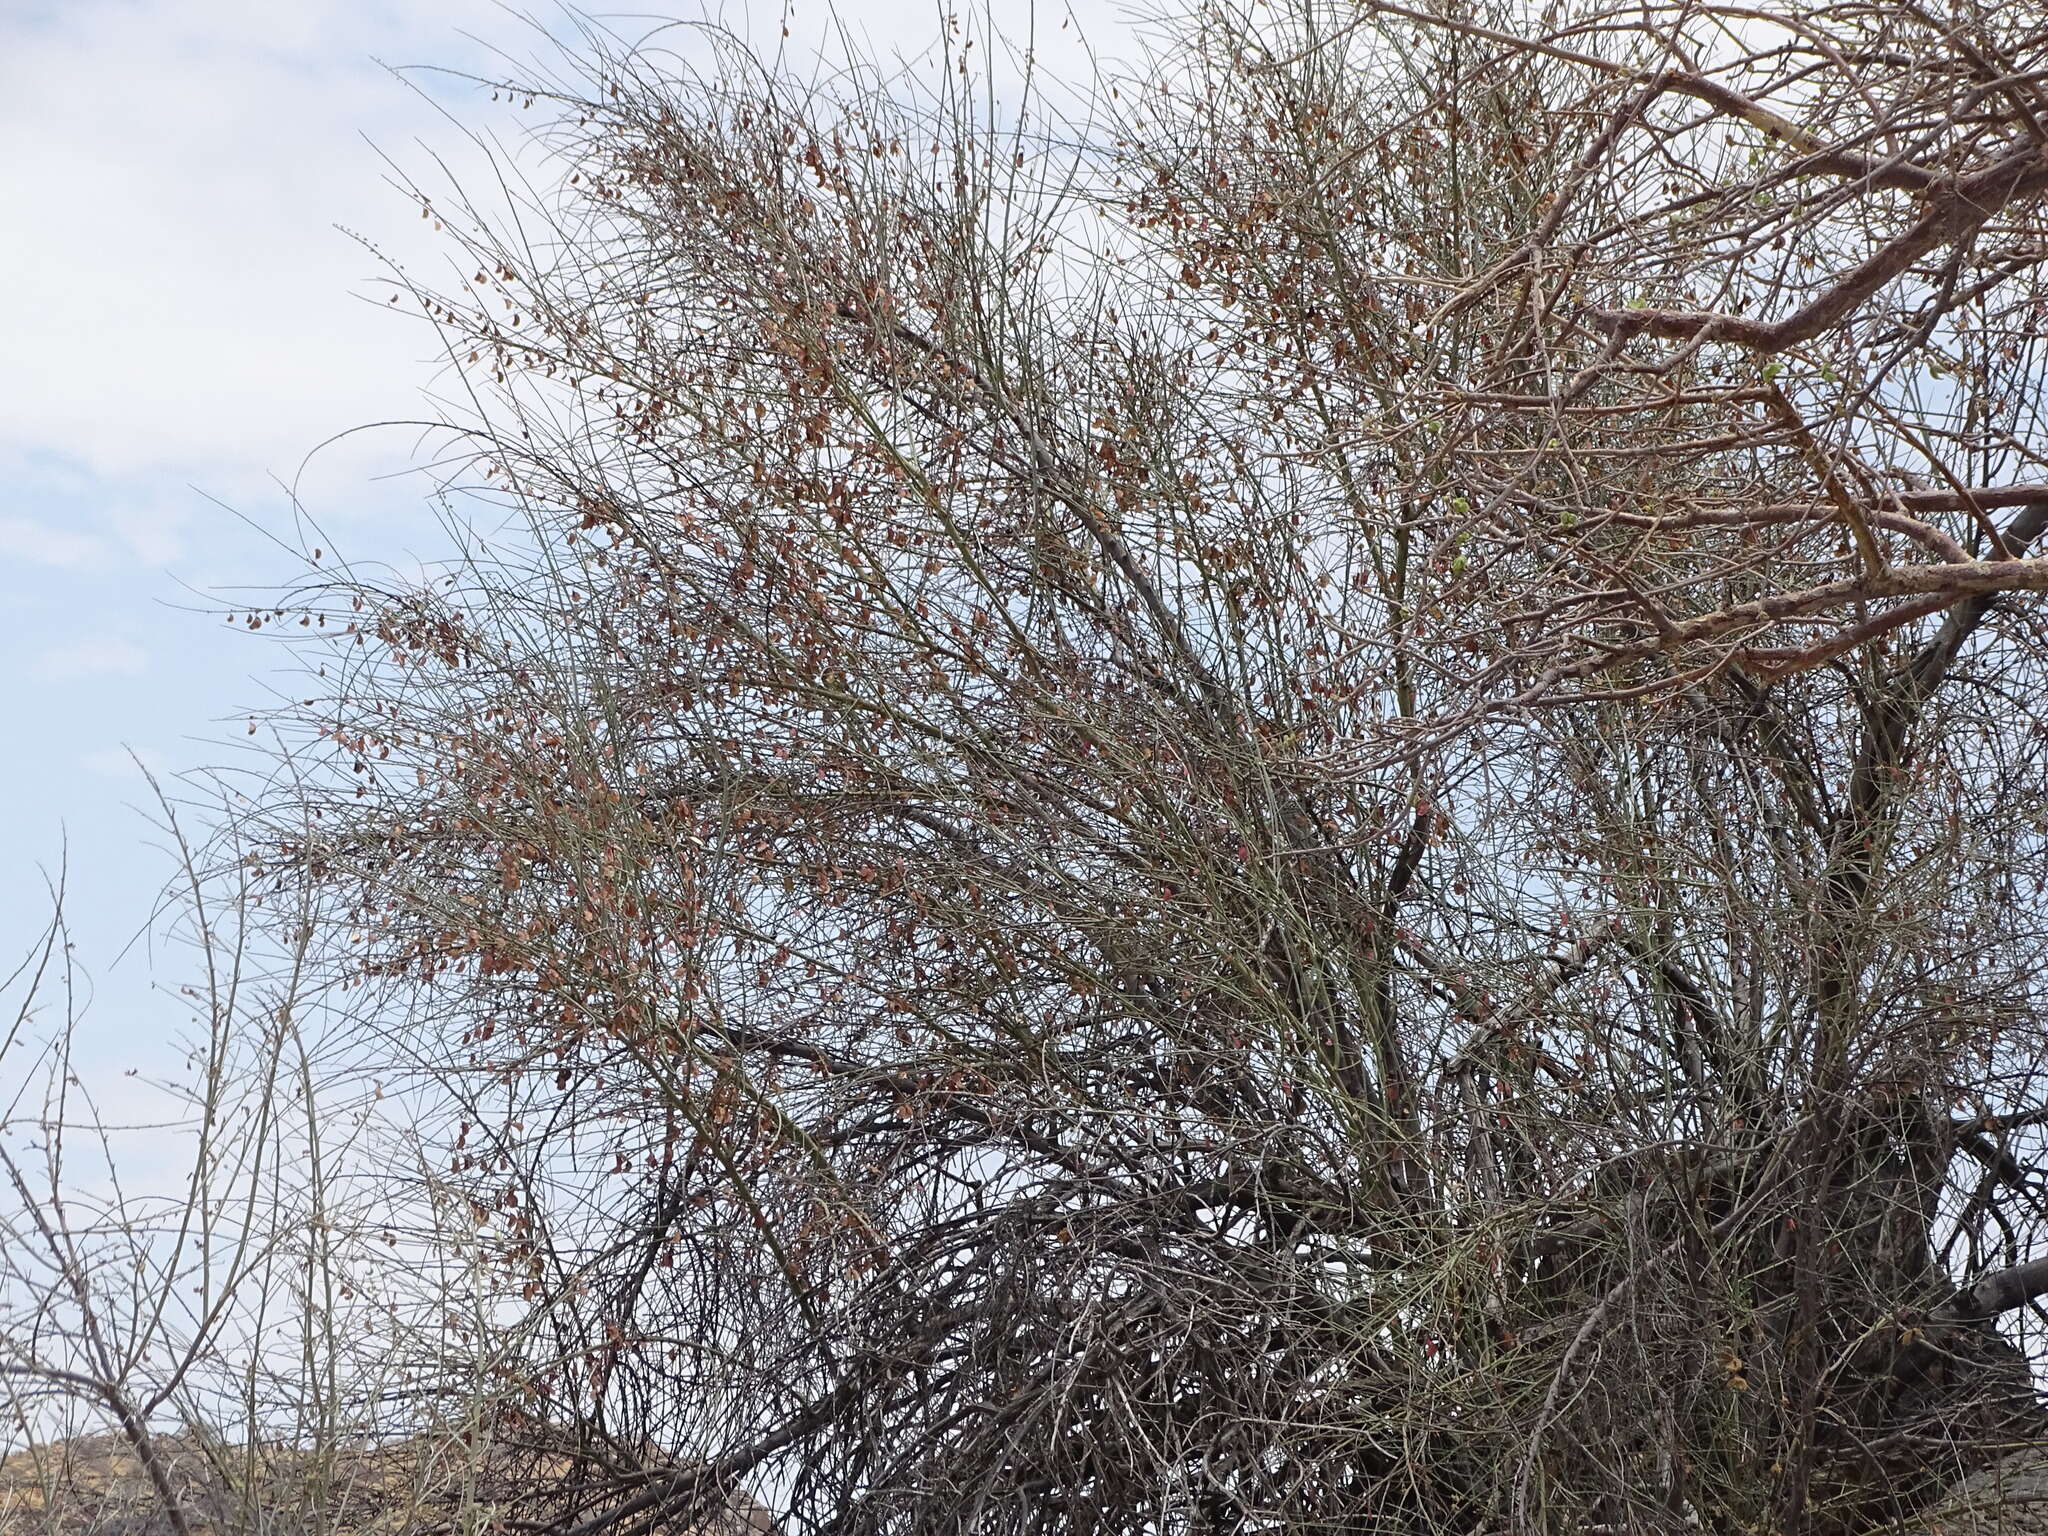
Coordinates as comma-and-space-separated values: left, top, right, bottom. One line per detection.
4, 0, 503, 1102
1, 0, 1127, 1122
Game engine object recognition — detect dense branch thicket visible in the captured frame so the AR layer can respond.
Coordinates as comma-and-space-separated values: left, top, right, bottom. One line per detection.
208, 1, 2048, 1531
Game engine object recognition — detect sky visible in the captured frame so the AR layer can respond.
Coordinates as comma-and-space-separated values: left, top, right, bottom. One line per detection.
0, 0, 1132, 1132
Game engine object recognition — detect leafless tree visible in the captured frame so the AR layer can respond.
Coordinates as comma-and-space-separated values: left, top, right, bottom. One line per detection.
0, 805, 495, 1535
201, 1, 2048, 1531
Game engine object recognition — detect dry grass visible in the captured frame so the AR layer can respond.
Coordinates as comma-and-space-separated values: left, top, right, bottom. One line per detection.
1, 1434, 224, 1536
0, 1434, 777, 1535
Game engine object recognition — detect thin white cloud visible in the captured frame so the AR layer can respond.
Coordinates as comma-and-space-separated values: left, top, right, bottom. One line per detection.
0, 516, 109, 568
0, 0, 1134, 490
106, 499, 195, 566
34, 637, 150, 681
0, 0, 518, 485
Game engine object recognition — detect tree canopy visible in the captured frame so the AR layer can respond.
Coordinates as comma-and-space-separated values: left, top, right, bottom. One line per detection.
26, 3, 2048, 1534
